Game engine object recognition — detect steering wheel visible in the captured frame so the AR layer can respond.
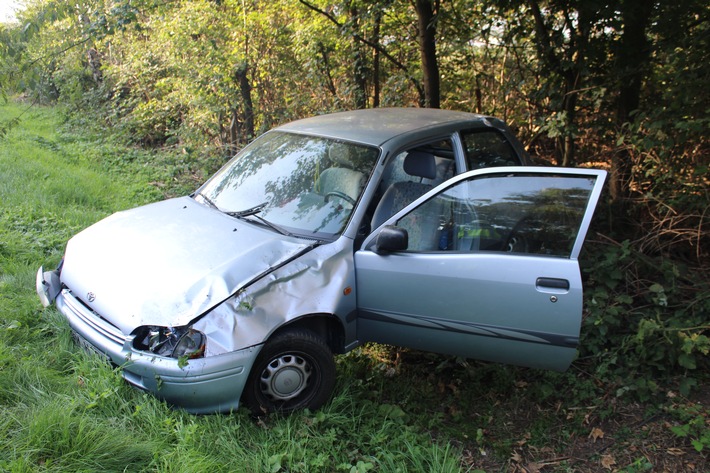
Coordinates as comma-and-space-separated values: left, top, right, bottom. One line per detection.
324, 191, 356, 206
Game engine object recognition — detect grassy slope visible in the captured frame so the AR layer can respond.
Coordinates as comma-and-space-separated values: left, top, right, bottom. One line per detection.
0, 101, 706, 472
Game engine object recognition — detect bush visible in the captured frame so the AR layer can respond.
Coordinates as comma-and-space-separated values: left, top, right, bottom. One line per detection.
579, 238, 710, 399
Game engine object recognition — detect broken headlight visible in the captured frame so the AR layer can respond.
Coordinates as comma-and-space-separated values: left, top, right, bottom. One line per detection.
133, 326, 206, 359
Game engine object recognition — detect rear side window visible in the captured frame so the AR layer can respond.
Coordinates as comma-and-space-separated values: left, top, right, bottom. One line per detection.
462, 130, 521, 169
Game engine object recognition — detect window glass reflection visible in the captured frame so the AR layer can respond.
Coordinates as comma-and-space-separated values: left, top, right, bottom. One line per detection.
199, 132, 379, 238
396, 174, 595, 257
462, 130, 521, 169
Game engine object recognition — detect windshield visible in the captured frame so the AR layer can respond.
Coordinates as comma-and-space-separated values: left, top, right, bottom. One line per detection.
197, 131, 380, 238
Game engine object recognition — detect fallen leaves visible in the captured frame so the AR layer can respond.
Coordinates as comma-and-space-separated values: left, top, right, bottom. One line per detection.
589, 427, 605, 442
600, 454, 616, 470
510, 451, 569, 472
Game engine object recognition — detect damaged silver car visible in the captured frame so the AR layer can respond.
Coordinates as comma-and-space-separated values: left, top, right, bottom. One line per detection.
37, 108, 606, 414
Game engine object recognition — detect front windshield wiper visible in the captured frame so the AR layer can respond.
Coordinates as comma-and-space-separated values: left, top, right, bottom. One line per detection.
224, 203, 295, 237
224, 202, 268, 217
230, 212, 295, 238
249, 214, 295, 237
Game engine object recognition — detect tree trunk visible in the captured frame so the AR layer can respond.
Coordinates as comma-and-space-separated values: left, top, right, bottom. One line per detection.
234, 63, 254, 141
349, 6, 368, 109
317, 42, 339, 100
372, 8, 382, 108
415, 0, 440, 108
528, 0, 587, 167
87, 48, 103, 83
561, 70, 578, 167
611, 0, 654, 201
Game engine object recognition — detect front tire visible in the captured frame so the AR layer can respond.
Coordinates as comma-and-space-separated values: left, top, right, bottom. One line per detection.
242, 329, 336, 415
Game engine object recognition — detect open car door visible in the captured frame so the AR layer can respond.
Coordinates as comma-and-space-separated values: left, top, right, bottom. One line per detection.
355, 167, 606, 371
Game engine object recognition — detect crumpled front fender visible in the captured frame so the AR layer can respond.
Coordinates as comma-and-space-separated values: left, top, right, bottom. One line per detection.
192, 238, 357, 356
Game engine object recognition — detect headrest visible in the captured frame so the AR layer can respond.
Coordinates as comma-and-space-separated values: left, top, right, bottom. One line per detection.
403, 151, 437, 180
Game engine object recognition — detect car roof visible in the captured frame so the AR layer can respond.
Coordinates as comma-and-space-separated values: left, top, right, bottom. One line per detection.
275, 108, 503, 147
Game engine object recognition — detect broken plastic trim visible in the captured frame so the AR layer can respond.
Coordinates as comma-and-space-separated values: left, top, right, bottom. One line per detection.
133, 326, 206, 359
36, 266, 62, 307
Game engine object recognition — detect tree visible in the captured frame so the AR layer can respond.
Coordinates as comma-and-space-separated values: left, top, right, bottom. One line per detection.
3, 0, 705, 237
414, 0, 440, 108
299, 0, 426, 107
609, 0, 654, 201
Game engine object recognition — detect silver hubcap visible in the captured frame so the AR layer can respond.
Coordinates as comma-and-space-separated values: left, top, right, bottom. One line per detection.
260, 354, 312, 401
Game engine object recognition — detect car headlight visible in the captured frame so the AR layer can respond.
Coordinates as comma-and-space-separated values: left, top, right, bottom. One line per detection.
133, 326, 206, 359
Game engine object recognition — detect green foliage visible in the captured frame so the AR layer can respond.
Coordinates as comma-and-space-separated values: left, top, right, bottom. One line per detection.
3, 0, 707, 196
620, 457, 654, 472
580, 239, 709, 400
667, 402, 710, 453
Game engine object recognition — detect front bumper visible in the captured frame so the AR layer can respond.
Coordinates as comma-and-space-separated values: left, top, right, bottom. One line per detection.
37, 268, 260, 414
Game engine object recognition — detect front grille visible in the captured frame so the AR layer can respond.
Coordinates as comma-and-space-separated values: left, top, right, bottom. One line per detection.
61, 289, 126, 346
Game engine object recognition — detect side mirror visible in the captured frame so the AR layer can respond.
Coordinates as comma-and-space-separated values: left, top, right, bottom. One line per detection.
374, 225, 408, 253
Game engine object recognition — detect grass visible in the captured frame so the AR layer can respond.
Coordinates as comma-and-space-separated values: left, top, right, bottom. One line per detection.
0, 100, 707, 472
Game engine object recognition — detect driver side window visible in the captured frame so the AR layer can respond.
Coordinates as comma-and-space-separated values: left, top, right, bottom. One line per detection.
369, 139, 455, 233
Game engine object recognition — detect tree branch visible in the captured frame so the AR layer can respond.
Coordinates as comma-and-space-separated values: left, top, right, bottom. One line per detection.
28, 36, 93, 68
298, 0, 424, 101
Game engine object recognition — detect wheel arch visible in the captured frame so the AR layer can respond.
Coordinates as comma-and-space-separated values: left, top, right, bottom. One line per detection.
270, 313, 346, 355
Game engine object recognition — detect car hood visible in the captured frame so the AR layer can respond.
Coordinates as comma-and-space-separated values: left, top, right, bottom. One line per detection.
60, 196, 313, 334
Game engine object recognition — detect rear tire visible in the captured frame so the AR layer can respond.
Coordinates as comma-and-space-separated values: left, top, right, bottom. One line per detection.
242, 329, 336, 415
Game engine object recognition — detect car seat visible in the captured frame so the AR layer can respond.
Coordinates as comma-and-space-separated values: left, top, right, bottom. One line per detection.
371, 151, 442, 250
314, 142, 366, 203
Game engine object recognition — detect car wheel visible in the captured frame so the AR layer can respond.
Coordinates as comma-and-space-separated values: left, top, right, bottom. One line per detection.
242, 329, 336, 415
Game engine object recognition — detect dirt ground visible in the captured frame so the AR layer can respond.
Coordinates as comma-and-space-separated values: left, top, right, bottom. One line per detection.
465, 382, 709, 472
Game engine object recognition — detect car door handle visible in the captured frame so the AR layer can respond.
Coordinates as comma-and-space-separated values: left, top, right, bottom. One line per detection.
536, 277, 570, 290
